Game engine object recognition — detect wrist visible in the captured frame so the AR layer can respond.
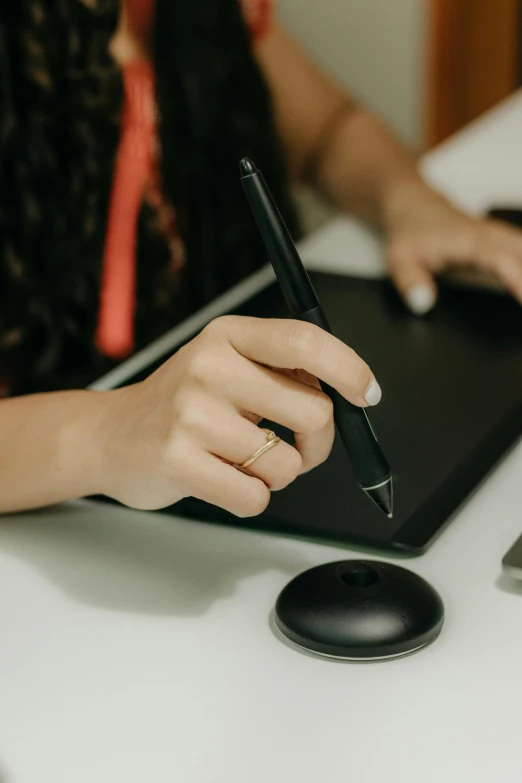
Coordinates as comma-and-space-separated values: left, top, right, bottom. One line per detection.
381, 175, 448, 230
62, 389, 122, 499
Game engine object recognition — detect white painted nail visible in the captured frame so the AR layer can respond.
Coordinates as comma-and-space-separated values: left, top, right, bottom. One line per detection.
406, 284, 436, 315
364, 378, 382, 406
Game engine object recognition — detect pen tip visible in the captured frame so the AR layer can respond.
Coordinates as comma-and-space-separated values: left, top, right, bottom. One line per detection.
240, 158, 257, 177
362, 480, 393, 518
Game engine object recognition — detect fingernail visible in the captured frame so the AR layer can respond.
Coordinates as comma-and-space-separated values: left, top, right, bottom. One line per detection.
365, 377, 382, 406
406, 284, 436, 315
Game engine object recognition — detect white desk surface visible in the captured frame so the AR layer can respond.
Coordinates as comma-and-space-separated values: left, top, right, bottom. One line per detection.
2, 93, 522, 783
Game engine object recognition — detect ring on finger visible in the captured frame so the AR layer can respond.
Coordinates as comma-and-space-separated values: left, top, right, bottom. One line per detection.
241, 428, 281, 469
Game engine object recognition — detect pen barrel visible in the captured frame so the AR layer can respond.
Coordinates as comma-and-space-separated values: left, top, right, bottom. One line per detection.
300, 306, 391, 489
241, 172, 318, 313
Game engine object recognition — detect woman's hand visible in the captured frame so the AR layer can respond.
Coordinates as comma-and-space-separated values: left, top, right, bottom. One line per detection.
97, 316, 380, 517
384, 181, 522, 314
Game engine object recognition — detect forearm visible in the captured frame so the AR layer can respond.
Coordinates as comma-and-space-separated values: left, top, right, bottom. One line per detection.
311, 106, 427, 229
0, 390, 109, 513
257, 25, 429, 230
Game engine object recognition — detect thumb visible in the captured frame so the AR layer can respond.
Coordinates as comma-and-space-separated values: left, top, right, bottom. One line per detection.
387, 248, 438, 315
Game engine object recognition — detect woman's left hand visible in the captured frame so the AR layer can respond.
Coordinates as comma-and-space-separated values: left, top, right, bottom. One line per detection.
384, 181, 522, 314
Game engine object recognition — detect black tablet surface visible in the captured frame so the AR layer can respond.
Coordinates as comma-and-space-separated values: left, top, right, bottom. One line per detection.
103, 272, 522, 555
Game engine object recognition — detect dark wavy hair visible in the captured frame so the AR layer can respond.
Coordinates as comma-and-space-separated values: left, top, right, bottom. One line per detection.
0, 0, 298, 395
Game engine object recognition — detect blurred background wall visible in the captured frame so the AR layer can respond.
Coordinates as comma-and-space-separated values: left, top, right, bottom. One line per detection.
279, 0, 427, 149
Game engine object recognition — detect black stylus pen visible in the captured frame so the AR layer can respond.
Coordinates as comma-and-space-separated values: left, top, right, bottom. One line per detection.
240, 157, 393, 517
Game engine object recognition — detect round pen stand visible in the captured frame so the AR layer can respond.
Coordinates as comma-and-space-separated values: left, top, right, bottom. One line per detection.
275, 560, 444, 661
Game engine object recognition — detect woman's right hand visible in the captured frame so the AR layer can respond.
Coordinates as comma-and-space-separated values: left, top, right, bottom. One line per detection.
97, 316, 381, 517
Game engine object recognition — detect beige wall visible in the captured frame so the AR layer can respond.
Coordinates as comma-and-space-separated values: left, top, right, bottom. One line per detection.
278, 0, 427, 148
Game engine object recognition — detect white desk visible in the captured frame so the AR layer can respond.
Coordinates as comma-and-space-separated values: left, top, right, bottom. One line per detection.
2, 93, 522, 783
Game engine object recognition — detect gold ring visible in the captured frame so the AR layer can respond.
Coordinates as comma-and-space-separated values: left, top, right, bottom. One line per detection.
241, 428, 281, 469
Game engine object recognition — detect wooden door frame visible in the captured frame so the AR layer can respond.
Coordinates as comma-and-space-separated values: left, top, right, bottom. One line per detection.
427, 0, 522, 147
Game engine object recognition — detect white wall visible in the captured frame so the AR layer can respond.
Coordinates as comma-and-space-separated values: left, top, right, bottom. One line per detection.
278, 0, 427, 148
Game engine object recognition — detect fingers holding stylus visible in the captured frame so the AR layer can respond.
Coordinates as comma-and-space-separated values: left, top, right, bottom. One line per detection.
277, 367, 336, 472
189, 328, 336, 473
213, 316, 381, 408
187, 398, 304, 491
227, 360, 336, 472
